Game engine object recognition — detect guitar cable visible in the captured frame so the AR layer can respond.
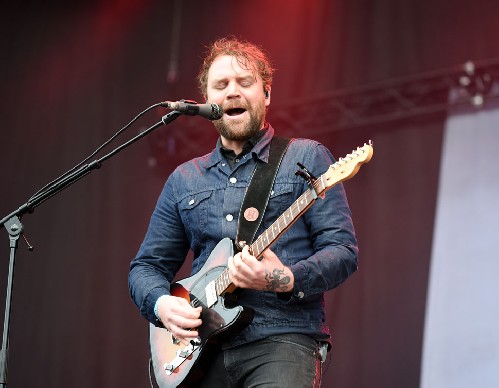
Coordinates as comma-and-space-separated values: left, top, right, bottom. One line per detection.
148, 357, 160, 388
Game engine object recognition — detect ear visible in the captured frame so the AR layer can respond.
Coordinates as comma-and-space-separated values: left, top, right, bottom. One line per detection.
264, 86, 271, 106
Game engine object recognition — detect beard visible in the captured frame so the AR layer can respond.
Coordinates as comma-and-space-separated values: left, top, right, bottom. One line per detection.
213, 99, 266, 142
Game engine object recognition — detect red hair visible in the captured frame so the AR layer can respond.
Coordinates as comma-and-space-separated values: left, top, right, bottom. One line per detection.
197, 37, 275, 99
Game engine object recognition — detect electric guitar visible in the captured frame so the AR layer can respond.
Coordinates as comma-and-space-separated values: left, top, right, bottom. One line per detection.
150, 142, 374, 387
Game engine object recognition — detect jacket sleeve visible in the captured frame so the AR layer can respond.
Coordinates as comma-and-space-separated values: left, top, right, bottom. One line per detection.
128, 172, 190, 325
286, 142, 359, 302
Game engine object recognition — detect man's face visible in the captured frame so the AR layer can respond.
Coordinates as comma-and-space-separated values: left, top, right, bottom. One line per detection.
206, 55, 270, 142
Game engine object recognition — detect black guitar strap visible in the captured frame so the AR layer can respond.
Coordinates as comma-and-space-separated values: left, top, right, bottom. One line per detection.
235, 136, 292, 251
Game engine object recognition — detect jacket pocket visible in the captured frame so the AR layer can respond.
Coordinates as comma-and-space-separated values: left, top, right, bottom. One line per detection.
269, 183, 295, 214
178, 190, 212, 238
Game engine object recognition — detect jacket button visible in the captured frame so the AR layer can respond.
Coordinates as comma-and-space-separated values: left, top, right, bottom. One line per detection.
297, 291, 305, 299
229, 177, 237, 184
226, 214, 234, 222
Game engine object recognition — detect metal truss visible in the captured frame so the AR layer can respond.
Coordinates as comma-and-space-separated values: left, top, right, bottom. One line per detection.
269, 58, 499, 138
148, 58, 499, 166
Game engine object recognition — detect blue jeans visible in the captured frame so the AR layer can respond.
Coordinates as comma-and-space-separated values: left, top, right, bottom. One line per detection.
198, 333, 327, 388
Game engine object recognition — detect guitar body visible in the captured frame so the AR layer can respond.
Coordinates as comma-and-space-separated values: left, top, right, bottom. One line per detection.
150, 238, 254, 388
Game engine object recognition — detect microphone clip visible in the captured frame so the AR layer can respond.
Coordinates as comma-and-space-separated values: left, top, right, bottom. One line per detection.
160, 99, 223, 120
173, 99, 200, 116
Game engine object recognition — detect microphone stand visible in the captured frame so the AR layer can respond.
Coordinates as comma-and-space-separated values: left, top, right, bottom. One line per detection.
0, 110, 181, 387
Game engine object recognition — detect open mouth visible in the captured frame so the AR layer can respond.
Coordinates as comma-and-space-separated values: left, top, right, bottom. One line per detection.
225, 108, 247, 117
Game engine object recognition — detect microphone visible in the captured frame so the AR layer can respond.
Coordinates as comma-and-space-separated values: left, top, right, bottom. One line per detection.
161, 100, 223, 120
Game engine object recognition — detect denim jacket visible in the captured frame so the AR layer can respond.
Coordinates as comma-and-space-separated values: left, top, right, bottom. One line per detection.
128, 125, 358, 347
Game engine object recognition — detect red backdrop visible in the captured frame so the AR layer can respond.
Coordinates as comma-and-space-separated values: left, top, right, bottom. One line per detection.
1, 1, 498, 387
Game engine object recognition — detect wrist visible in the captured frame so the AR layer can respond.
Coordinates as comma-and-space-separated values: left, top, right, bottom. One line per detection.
266, 266, 294, 292
153, 294, 170, 321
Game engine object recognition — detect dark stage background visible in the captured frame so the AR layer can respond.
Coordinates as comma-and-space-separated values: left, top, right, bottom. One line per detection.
1, 1, 498, 387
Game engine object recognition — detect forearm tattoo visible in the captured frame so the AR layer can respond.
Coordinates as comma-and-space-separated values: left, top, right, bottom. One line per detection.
265, 267, 291, 291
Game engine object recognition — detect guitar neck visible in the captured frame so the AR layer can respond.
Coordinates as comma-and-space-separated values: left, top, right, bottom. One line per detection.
251, 178, 326, 257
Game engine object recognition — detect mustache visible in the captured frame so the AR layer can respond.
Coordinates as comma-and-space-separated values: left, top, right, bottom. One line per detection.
222, 101, 249, 111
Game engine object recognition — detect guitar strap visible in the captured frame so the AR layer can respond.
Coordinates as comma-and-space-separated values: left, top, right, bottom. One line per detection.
235, 136, 292, 251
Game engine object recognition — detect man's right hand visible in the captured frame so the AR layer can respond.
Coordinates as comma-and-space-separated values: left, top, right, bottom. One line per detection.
156, 295, 202, 345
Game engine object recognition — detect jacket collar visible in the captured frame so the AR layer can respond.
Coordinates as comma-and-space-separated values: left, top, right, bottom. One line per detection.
201, 124, 274, 169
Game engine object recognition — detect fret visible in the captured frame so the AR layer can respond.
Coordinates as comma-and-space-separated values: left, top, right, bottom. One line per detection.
251, 239, 260, 257
222, 270, 228, 287
215, 277, 220, 295
293, 200, 299, 214
282, 211, 288, 224
260, 236, 266, 254
257, 238, 264, 256
260, 234, 266, 253
277, 215, 284, 232
216, 269, 230, 296
253, 243, 261, 258
216, 273, 222, 292
319, 174, 326, 192
284, 210, 291, 226
306, 189, 314, 203
262, 231, 269, 246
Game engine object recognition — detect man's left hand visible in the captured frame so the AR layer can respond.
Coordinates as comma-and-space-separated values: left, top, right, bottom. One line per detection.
228, 246, 294, 292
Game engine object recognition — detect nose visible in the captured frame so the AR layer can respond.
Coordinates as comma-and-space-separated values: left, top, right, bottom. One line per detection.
226, 81, 240, 99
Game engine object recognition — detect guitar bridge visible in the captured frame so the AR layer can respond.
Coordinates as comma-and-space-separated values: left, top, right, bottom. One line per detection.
163, 341, 201, 375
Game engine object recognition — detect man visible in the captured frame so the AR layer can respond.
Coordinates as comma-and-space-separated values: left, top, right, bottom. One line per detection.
129, 37, 358, 387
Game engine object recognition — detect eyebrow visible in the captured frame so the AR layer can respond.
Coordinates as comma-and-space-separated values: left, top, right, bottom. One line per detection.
211, 74, 256, 84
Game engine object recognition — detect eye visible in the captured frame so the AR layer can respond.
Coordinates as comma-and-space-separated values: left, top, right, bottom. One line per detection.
213, 81, 227, 90
239, 79, 253, 87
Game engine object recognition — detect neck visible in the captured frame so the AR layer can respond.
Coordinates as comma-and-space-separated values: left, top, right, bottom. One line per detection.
220, 137, 245, 155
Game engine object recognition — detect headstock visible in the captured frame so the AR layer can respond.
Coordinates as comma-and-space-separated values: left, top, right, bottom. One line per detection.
323, 141, 374, 189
